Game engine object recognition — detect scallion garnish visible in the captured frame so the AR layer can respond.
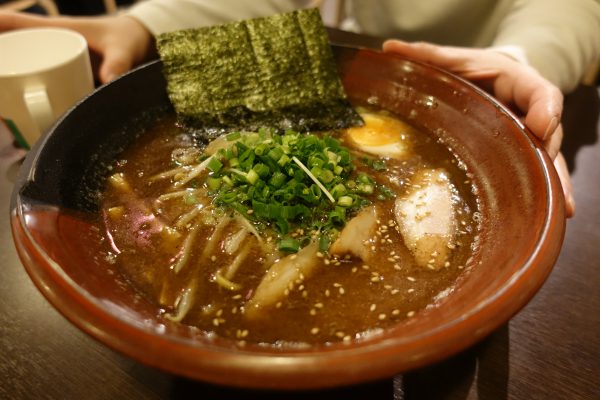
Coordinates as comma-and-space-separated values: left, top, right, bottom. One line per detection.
197, 128, 383, 251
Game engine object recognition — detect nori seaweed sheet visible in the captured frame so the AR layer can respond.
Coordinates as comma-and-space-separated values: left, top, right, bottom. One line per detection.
156, 8, 362, 139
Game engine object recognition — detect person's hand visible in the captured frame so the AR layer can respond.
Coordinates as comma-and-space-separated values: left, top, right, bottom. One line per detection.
383, 39, 575, 217
0, 11, 154, 84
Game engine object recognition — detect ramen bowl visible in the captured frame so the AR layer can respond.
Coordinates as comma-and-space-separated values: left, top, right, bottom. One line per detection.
10, 46, 565, 389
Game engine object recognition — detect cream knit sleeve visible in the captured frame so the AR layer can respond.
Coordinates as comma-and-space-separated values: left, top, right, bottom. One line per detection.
126, 0, 311, 35
491, 0, 600, 92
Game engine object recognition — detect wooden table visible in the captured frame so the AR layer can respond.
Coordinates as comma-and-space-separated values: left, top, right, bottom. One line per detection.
1, 31, 598, 399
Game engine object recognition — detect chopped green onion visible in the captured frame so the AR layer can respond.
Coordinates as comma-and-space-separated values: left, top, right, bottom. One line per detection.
318, 234, 330, 253
268, 171, 287, 188
252, 163, 270, 178
226, 131, 241, 141
268, 147, 284, 161
196, 128, 381, 253
337, 195, 353, 207
246, 169, 260, 185
278, 154, 291, 167
357, 183, 374, 194
330, 183, 347, 199
292, 156, 335, 203
207, 157, 223, 173
228, 157, 240, 167
207, 177, 222, 191
278, 237, 300, 253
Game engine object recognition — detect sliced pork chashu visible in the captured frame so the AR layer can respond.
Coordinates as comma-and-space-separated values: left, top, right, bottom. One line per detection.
394, 169, 457, 270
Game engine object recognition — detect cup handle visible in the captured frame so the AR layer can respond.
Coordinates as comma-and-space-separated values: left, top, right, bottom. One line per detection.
23, 85, 55, 136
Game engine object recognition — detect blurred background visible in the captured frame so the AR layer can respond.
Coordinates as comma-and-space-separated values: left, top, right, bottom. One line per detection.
0, 0, 135, 15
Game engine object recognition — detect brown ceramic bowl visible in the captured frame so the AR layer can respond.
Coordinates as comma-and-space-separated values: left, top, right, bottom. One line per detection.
10, 46, 565, 389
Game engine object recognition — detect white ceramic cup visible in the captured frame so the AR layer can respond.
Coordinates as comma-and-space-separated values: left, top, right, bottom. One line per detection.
0, 28, 94, 148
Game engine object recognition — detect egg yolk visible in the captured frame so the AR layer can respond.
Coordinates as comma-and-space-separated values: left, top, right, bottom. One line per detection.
344, 113, 412, 158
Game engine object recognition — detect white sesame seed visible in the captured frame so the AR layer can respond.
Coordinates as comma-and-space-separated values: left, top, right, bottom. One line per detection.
370, 304, 377, 311
311, 327, 320, 335
407, 311, 416, 317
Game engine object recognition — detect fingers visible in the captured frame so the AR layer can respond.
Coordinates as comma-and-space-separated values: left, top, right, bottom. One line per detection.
96, 17, 154, 83
543, 122, 563, 160
513, 71, 563, 141
382, 40, 499, 80
98, 47, 134, 84
384, 39, 572, 218
384, 39, 565, 152
554, 152, 575, 218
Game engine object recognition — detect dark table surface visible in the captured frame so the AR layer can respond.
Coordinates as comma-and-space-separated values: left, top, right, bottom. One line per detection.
1, 31, 599, 399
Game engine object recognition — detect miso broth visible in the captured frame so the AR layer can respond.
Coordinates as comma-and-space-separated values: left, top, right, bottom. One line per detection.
100, 108, 480, 346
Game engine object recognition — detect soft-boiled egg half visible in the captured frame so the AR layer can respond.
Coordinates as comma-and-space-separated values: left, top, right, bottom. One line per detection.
343, 111, 413, 159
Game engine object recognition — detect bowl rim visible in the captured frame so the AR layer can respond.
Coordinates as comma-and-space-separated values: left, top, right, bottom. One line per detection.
10, 47, 566, 389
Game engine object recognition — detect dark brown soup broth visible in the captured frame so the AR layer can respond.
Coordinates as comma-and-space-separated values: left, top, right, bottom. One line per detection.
100, 110, 479, 346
